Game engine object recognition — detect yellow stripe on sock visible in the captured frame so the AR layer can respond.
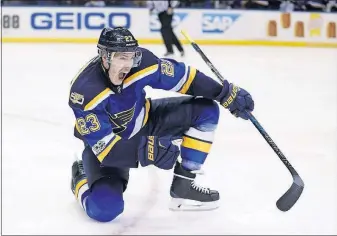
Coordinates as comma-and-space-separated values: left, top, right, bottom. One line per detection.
182, 136, 212, 153
75, 179, 88, 199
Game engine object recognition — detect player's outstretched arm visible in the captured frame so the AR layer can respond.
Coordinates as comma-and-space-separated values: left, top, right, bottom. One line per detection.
149, 57, 254, 120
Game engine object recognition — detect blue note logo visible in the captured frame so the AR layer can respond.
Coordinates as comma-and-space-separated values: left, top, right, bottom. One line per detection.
202, 13, 240, 33
150, 13, 188, 32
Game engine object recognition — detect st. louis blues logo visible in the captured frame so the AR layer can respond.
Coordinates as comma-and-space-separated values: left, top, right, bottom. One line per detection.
107, 104, 136, 134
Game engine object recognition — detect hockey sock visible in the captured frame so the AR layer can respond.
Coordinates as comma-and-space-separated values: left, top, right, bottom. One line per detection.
74, 179, 90, 210
182, 159, 202, 171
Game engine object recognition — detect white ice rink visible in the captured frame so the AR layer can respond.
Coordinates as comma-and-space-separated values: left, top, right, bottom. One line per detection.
2, 43, 337, 235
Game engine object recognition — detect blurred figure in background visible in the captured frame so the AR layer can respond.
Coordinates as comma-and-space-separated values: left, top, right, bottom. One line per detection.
280, 0, 295, 11
147, 0, 184, 57
242, 0, 282, 10
326, 0, 337, 11
2, 0, 35, 5
84, 0, 105, 7
305, 0, 329, 11
66, 0, 146, 6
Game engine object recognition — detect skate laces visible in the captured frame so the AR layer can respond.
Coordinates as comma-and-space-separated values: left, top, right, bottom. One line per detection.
191, 181, 210, 194
190, 170, 210, 194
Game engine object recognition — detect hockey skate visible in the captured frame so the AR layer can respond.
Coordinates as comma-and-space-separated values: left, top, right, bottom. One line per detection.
71, 159, 88, 198
169, 161, 220, 211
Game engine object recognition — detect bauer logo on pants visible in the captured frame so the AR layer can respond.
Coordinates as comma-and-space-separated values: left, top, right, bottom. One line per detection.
147, 136, 155, 161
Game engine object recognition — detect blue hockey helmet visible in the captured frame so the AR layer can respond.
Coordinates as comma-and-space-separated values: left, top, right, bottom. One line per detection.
97, 27, 142, 67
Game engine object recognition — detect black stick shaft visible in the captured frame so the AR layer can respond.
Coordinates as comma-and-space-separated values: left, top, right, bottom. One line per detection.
181, 31, 304, 211
244, 112, 299, 176
181, 31, 298, 176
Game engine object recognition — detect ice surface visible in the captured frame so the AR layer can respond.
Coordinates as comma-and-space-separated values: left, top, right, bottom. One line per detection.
2, 43, 337, 234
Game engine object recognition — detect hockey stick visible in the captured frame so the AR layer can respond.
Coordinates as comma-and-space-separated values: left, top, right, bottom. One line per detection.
181, 30, 304, 212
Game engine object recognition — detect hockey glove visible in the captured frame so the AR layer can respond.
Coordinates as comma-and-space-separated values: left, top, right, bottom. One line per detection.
216, 81, 254, 120
138, 135, 180, 170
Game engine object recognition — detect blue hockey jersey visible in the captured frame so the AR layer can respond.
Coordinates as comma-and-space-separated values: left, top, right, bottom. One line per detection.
68, 47, 223, 162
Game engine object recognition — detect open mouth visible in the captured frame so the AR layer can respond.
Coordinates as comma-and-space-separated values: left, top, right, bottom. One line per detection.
118, 72, 126, 80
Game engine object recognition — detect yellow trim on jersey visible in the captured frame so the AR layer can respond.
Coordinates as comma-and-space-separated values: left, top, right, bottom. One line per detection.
142, 99, 151, 127
123, 64, 158, 85
70, 57, 97, 87
75, 179, 88, 199
75, 121, 81, 135
182, 136, 212, 153
179, 67, 197, 94
97, 135, 122, 162
84, 88, 112, 111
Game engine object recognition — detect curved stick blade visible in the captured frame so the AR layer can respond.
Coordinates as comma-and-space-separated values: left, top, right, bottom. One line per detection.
276, 177, 304, 211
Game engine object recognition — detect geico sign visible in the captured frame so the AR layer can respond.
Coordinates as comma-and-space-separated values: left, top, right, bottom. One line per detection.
31, 12, 131, 30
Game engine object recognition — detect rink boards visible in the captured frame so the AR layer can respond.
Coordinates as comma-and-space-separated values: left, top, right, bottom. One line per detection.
2, 6, 337, 48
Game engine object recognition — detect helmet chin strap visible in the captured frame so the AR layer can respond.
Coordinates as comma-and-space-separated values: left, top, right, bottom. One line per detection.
100, 58, 110, 76
100, 53, 123, 94
106, 51, 114, 71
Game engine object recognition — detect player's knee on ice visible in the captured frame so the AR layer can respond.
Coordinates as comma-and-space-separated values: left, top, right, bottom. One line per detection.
192, 98, 219, 131
85, 179, 124, 222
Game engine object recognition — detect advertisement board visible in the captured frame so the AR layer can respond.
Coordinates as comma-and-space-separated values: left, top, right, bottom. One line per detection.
2, 7, 336, 47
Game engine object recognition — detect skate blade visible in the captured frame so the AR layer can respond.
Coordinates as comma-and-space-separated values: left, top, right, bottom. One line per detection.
169, 198, 219, 211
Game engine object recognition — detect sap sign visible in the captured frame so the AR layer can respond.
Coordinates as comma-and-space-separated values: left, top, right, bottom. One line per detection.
31, 12, 131, 30
149, 13, 187, 32
202, 13, 240, 33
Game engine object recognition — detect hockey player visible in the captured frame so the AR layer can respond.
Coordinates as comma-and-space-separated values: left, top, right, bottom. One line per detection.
69, 27, 254, 222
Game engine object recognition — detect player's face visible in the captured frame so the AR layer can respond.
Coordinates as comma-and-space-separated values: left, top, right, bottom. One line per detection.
108, 52, 135, 85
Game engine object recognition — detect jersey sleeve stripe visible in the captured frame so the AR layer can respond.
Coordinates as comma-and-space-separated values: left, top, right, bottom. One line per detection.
170, 65, 189, 92
97, 135, 121, 162
92, 131, 116, 156
129, 106, 145, 138
142, 99, 151, 127
123, 64, 159, 89
178, 67, 197, 94
128, 99, 151, 139
84, 88, 113, 111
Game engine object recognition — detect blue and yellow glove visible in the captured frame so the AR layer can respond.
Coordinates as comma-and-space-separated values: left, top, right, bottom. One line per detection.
216, 81, 254, 120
